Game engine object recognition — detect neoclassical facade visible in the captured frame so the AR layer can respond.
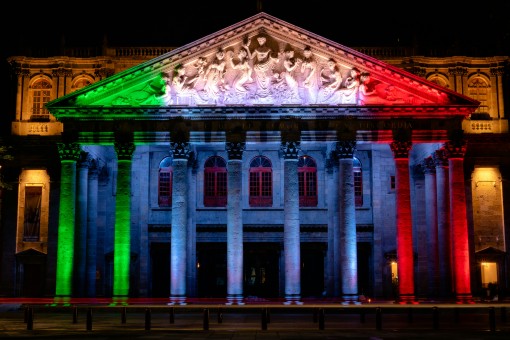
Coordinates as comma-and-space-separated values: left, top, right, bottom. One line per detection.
1, 13, 509, 304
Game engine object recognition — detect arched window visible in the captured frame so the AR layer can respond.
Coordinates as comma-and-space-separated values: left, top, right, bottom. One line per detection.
468, 77, 490, 114
353, 157, 363, 207
204, 156, 227, 207
158, 156, 173, 207
249, 156, 272, 207
31, 79, 51, 121
72, 78, 92, 92
298, 155, 317, 207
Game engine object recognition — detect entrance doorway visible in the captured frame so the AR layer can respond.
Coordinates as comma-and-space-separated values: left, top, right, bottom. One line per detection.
357, 242, 373, 297
244, 243, 280, 298
196, 243, 227, 297
301, 243, 325, 297
150, 242, 170, 297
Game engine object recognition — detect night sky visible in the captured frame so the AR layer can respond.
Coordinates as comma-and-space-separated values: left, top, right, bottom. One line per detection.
1, 0, 509, 125
4, 0, 510, 54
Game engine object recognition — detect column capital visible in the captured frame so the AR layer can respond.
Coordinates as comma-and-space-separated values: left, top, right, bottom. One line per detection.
225, 141, 246, 160
171, 142, 191, 160
280, 141, 300, 159
57, 142, 81, 161
390, 140, 412, 159
445, 139, 467, 158
422, 156, 436, 174
433, 148, 448, 167
333, 140, 356, 159
114, 141, 135, 160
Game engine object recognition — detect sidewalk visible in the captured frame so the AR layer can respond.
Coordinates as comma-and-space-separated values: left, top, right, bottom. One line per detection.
1, 301, 510, 339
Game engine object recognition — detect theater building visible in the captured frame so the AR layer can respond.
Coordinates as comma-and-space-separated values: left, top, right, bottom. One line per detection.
1, 12, 509, 304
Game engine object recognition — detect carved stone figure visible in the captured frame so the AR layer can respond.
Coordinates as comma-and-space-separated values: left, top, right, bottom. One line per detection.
300, 47, 318, 104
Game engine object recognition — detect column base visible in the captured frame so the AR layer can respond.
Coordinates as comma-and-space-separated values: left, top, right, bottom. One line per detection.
341, 295, 361, 305
283, 295, 303, 305
225, 295, 244, 305
110, 296, 129, 306
52, 296, 72, 306
168, 296, 187, 305
396, 294, 419, 304
455, 293, 475, 304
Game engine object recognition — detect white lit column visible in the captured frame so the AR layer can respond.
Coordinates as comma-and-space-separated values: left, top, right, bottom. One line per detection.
422, 156, 439, 297
433, 148, 452, 298
334, 140, 358, 304
281, 140, 301, 305
169, 141, 190, 305
225, 141, 245, 305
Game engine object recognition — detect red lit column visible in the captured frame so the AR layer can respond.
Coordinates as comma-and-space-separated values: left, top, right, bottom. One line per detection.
169, 141, 190, 305
433, 148, 452, 298
422, 156, 439, 297
334, 140, 358, 304
445, 139, 473, 303
225, 141, 245, 305
390, 139, 415, 303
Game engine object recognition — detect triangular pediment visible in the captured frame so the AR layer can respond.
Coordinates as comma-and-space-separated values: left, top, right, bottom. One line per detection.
47, 12, 478, 119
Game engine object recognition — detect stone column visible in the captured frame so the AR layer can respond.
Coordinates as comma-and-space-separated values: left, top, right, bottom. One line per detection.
327, 154, 340, 297
492, 67, 505, 119
445, 136, 473, 303
113, 137, 135, 301
169, 140, 190, 305
390, 137, 415, 303
281, 140, 302, 304
225, 140, 245, 305
75, 152, 90, 297
422, 156, 439, 297
55, 141, 81, 299
334, 140, 359, 304
433, 148, 452, 298
86, 160, 99, 297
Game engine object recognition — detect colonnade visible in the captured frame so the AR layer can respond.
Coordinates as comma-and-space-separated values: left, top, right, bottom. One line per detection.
53, 129, 473, 304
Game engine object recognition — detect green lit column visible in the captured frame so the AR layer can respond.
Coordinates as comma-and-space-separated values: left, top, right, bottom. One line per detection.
55, 142, 81, 300
113, 139, 135, 300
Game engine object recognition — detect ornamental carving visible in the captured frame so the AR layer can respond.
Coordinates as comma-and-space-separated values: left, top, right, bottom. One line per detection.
280, 141, 300, 159
445, 139, 467, 158
433, 148, 448, 167
114, 142, 135, 160
333, 140, 356, 159
390, 140, 412, 159
57, 142, 81, 161
171, 142, 191, 160
225, 142, 246, 160
108, 33, 432, 107
422, 156, 436, 174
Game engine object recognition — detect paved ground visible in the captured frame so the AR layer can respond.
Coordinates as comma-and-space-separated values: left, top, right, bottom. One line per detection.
1, 302, 510, 339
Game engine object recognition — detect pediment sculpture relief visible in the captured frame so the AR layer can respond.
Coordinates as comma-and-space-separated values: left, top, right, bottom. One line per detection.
113, 33, 429, 107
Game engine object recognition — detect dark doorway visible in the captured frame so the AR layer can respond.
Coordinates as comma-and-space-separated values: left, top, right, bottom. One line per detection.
301, 243, 325, 297
357, 242, 373, 297
150, 242, 170, 297
15, 250, 46, 297
197, 243, 227, 297
244, 243, 280, 298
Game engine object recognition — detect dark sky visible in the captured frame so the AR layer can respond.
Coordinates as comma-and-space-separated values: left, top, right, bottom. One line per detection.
3, 0, 510, 54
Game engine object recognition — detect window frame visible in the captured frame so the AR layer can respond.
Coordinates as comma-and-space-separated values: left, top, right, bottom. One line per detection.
298, 155, 318, 207
204, 156, 227, 207
249, 156, 273, 207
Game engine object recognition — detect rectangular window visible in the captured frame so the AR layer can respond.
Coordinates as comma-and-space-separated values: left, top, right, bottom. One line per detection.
23, 186, 42, 242
158, 171, 172, 206
354, 170, 363, 206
